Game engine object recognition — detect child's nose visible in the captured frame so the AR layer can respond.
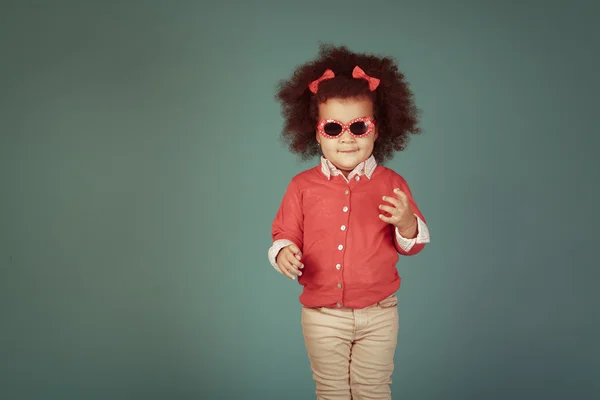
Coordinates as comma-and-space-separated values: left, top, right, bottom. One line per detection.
339, 128, 355, 142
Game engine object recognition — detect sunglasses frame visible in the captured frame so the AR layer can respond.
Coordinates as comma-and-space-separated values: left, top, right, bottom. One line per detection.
316, 117, 376, 139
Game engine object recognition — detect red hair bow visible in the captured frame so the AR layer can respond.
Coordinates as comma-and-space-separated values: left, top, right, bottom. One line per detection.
308, 69, 335, 93
352, 66, 380, 91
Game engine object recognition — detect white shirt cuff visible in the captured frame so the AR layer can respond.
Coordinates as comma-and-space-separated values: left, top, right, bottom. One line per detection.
267, 239, 296, 273
395, 215, 430, 252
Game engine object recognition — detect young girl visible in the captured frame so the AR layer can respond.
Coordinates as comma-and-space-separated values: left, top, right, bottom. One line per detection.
267, 44, 430, 400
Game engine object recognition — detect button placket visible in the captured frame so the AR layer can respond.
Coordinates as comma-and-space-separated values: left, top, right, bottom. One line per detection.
336, 185, 351, 307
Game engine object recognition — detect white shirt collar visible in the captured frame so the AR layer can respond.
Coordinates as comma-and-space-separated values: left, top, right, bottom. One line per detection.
319, 154, 377, 181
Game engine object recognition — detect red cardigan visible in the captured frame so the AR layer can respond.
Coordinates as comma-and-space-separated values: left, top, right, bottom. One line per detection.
271, 163, 427, 309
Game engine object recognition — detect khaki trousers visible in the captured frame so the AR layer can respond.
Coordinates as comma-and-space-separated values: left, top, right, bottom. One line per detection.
301, 295, 399, 400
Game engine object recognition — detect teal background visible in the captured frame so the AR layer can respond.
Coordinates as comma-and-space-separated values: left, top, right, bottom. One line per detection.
1, 1, 598, 399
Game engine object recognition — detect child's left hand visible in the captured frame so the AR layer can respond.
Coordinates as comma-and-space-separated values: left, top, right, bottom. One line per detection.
379, 188, 416, 231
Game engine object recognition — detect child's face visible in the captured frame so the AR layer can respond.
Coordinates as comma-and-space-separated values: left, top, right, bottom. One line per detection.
316, 97, 378, 174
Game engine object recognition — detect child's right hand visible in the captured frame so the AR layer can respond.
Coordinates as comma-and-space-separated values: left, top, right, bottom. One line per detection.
276, 244, 304, 280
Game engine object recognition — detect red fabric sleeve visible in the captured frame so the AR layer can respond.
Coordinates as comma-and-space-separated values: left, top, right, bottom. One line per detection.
271, 178, 304, 251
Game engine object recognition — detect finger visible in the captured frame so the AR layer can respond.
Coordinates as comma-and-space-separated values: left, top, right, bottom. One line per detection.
286, 265, 302, 278
287, 253, 304, 272
381, 195, 400, 208
278, 263, 297, 280
287, 264, 302, 278
393, 187, 407, 197
378, 204, 398, 216
287, 247, 303, 266
284, 260, 302, 277
289, 244, 301, 255
292, 250, 302, 262
379, 213, 396, 224
393, 188, 409, 204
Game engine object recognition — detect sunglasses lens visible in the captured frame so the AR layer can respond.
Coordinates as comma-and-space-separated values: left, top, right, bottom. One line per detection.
350, 121, 368, 135
324, 122, 343, 136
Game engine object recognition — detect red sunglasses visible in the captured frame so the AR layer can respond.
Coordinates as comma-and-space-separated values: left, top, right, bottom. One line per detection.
317, 117, 376, 138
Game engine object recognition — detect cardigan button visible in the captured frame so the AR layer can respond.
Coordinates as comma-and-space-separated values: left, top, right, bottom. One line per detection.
355, 176, 360, 181
341, 225, 346, 231
344, 189, 349, 195
336, 264, 341, 270
336, 302, 342, 308
337, 283, 342, 288
338, 244, 344, 250
343, 206, 348, 212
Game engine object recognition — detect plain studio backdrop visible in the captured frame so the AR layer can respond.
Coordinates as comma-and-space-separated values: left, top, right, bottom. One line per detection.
1, 1, 598, 399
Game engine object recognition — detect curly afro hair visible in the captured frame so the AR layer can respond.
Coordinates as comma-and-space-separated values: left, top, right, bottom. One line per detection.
275, 43, 422, 164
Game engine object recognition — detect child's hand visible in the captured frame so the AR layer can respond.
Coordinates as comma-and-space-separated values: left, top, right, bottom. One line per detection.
379, 188, 416, 231
276, 244, 304, 280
